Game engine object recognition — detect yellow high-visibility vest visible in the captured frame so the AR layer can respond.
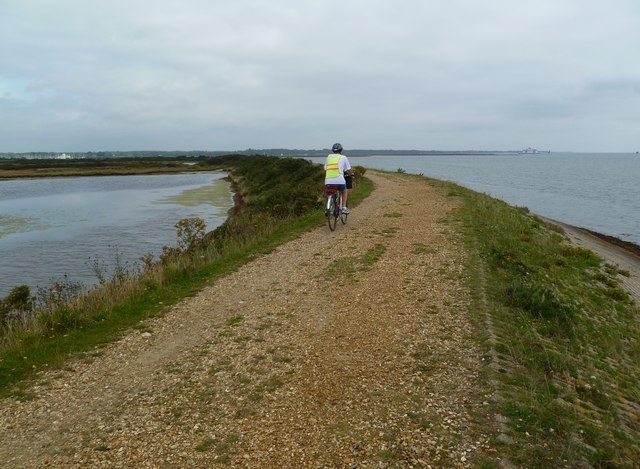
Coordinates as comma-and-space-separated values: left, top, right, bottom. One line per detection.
326, 154, 341, 179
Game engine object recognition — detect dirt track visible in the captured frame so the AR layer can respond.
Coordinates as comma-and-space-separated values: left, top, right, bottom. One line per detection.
0, 171, 495, 467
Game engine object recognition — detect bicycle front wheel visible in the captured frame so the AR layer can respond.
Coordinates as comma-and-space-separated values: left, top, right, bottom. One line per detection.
327, 194, 337, 231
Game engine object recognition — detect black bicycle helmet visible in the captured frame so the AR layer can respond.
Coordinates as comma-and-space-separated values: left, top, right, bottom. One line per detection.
332, 143, 343, 153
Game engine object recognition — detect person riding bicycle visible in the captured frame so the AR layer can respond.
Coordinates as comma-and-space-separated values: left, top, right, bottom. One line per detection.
324, 143, 353, 214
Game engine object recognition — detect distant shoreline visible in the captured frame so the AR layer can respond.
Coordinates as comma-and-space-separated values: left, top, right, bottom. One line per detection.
0, 157, 224, 180
0, 166, 216, 180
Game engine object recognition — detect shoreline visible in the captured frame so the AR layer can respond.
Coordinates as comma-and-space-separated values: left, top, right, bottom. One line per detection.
541, 215, 640, 303
581, 228, 640, 257
541, 215, 640, 258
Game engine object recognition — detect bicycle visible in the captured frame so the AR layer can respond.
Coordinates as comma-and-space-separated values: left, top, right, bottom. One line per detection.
324, 185, 348, 231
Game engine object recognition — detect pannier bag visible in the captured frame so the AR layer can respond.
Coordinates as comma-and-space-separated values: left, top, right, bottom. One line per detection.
344, 174, 353, 189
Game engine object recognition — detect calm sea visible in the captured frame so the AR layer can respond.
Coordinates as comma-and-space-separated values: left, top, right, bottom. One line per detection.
309, 152, 639, 246
0, 172, 232, 296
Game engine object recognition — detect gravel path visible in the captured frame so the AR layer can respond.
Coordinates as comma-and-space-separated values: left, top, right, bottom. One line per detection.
0, 171, 495, 467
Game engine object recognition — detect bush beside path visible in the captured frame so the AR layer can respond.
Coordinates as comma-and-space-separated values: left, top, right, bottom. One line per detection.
0, 171, 496, 467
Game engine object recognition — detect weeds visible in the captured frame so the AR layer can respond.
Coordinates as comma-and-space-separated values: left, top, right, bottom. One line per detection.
176, 217, 207, 252
380, 227, 399, 237
504, 281, 575, 323
226, 316, 244, 326
88, 246, 138, 285
384, 212, 403, 218
323, 244, 387, 279
195, 437, 215, 452
412, 243, 435, 255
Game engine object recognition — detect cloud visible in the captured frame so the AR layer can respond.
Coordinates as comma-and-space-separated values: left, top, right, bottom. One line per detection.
1, 0, 639, 151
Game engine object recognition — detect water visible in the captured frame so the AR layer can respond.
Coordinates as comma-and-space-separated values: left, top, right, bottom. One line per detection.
309, 152, 640, 246
0, 172, 233, 296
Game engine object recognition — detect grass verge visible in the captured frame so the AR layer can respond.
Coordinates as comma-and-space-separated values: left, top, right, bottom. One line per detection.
425, 177, 640, 467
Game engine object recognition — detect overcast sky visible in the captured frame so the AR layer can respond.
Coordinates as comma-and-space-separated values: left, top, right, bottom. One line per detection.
1, 0, 639, 152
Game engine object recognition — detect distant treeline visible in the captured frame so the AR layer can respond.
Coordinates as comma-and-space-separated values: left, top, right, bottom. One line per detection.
0, 149, 512, 160
0, 155, 228, 171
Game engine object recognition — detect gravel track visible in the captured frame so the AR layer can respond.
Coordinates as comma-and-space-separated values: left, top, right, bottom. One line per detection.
0, 172, 496, 467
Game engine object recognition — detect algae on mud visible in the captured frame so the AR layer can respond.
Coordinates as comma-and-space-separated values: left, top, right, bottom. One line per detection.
0, 215, 47, 239
156, 177, 233, 214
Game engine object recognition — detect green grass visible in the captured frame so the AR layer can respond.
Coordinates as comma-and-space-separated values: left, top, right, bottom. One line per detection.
412, 243, 435, 255
429, 177, 640, 467
195, 437, 215, 452
384, 211, 403, 218
0, 158, 375, 398
380, 227, 399, 237
226, 315, 244, 326
323, 243, 387, 279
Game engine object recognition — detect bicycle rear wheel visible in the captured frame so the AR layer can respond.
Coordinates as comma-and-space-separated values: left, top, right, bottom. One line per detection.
327, 194, 337, 231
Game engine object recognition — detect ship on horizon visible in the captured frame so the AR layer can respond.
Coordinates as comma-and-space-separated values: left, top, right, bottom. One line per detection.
518, 147, 550, 154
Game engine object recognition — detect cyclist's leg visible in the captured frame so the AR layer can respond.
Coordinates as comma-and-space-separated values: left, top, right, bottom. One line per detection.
339, 191, 348, 224
340, 188, 349, 213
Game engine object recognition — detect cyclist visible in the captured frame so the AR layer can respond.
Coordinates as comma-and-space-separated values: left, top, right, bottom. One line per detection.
324, 143, 353, 214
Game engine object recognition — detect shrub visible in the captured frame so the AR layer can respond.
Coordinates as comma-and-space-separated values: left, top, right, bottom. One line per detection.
505, 280, 575, 323
34, 275, 83, 317
38, 305, 85, 334
1, 285, 33, 324
176, 217, 207, 252
560, 245, 600, 266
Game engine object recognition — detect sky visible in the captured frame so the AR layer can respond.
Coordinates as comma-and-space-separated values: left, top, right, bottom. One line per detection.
1, 0, 639, 153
